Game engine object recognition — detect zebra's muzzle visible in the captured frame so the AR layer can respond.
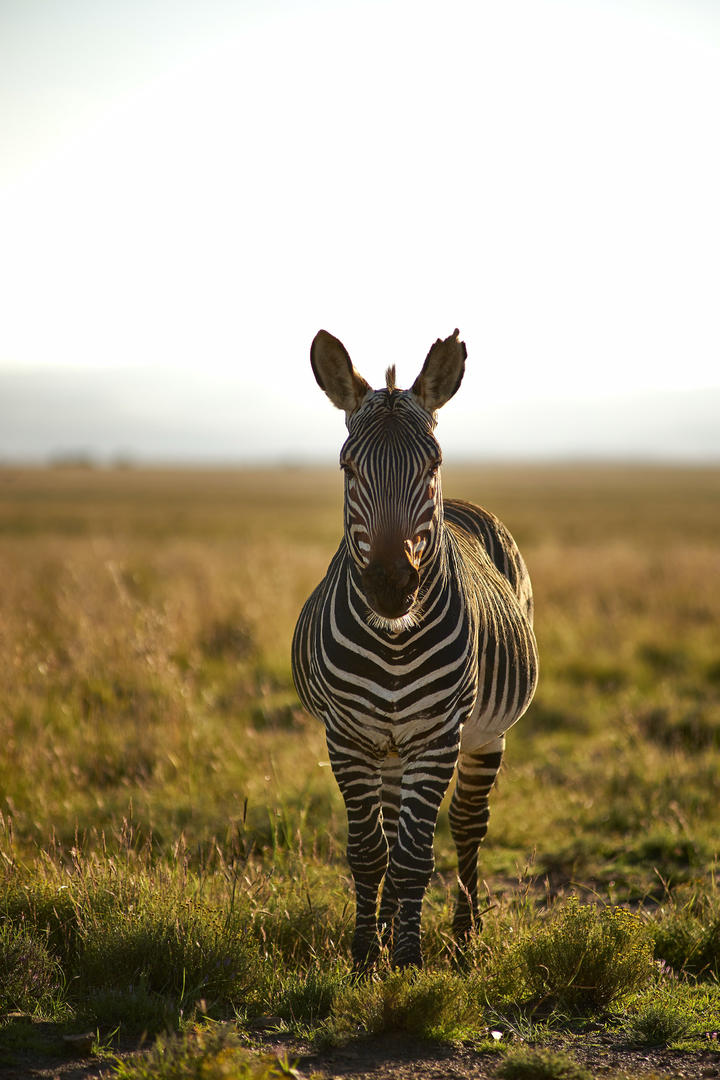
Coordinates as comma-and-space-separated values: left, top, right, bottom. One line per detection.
360, 554, 420, 620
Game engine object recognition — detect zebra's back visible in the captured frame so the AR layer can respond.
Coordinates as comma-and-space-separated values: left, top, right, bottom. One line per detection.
444, 498, 534, 625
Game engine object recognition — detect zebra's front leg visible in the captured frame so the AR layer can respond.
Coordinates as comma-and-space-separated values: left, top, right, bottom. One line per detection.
378, 752, 403, 951
388, 738, 459, 968
328, 747, 387, 974
448, 735, 505, 944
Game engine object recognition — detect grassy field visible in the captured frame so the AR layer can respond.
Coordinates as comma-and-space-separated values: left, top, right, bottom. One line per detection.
0, 463, 719, 1079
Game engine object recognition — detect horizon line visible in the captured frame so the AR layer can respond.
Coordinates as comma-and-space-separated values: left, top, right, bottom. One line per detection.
2, 454, 720, 471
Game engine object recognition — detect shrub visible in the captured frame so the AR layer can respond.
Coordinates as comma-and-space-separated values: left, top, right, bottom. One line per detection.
501, 899, 653, 1012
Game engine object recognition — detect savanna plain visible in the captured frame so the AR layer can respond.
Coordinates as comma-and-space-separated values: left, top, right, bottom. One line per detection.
1, 463, 719, 1080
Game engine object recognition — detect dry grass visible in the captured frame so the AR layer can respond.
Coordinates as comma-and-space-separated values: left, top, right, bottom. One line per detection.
1, 463, 719, 877
0, 463, 719, 1072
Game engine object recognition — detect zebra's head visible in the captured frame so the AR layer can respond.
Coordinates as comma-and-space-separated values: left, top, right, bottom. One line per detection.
310, 329, 467, 630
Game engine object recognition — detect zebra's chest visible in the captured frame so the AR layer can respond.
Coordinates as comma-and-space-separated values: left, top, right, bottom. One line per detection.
311, 597, 478, 744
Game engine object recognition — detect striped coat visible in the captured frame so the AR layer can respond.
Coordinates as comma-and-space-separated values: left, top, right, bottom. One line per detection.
292, 329, 538, 969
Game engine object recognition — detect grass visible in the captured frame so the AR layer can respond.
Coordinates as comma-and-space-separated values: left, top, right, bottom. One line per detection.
0, 463, 719, 1077
109, 1025, 298, 1079
497, 1046, 593, 1080
0, 920, 65, 1016
621, 977, 720, 1048
650, 875, 720, 976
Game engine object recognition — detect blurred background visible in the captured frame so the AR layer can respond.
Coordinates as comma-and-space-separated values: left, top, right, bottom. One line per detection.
1, 7, 720, 1052
1, 0, 719, 465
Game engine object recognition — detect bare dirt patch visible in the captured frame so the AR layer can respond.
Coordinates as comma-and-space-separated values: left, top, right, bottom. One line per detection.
267, 1031, 720, 1080
1, 1028, 720, 1080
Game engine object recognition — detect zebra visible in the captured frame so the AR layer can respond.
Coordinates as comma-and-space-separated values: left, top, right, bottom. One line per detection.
292, 329, 538, 970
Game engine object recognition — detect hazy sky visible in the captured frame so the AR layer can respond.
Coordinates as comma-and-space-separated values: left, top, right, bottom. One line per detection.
1, 0, 719, 462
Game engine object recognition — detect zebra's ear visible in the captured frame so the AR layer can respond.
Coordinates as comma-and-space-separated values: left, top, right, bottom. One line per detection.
311, 330, 372, 413
411, 330, 467, 413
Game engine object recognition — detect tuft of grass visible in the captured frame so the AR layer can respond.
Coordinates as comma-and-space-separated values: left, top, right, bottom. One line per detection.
497, 1046, 593, 1080
197, 611, 256, 661
622, 996, 694, 1048
653, 880, 720, 978
326, 968, 482, 1043
276, 963, 347, 1027
237, 860, 353, 965
75, 875, 257, 1009
638, 702, 720, 752
0, 920, 65, 1016
109, 1024, 296, 1080
620, 976, 720, 1049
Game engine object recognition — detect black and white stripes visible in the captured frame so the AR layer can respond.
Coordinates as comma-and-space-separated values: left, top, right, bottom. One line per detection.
292, 330, 538, 969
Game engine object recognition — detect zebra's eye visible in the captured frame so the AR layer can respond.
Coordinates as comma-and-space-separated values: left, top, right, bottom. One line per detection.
341, 460, 357, 478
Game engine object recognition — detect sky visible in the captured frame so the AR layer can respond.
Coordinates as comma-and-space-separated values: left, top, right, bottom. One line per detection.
1, 0, 719, 463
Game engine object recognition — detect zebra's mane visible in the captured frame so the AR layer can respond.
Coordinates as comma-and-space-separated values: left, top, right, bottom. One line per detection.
385, 365, 397, 391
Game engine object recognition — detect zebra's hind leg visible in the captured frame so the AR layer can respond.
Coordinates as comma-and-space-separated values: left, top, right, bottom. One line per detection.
448, 735, 505, 945
328, 748, 387, 974
378, 752, 403, 951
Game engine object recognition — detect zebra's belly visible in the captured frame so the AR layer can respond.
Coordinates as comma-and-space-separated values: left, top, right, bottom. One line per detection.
459, 700, 523, 752
459, 651, 537, 752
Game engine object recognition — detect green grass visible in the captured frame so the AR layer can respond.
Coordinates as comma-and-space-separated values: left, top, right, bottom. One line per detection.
323, 968, 480, 1043
0, 920, 65, 1016
0, 463, 719, 1077
652, 878, 720, 978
